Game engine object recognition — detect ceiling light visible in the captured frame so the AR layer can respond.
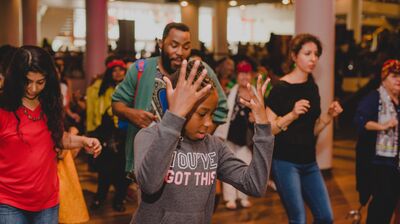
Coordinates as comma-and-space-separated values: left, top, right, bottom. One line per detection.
282, 0, 290, 5
229, 0, 238, 7
180, 1, 188, 7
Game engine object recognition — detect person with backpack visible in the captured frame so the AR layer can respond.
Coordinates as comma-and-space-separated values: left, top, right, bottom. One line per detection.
87, 59, 130, 212
111, 22, 228, 181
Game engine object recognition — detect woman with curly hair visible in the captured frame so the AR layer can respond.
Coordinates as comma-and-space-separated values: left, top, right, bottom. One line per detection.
266, 34, 343, 223
0, 46, 101, 224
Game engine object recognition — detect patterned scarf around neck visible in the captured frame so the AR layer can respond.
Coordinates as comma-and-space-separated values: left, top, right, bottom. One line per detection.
376, 85, 400, 170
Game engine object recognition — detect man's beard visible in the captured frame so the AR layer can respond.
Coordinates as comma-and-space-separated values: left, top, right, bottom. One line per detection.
161, 49, 183, 75
161, 50, 176, 74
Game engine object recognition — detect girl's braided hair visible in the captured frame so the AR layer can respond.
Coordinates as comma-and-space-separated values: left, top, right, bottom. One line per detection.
173, 60, 216, 89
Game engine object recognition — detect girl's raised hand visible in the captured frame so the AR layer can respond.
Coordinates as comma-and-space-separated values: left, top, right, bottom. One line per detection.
240, 75, 270, 124
163, 60, 212, 118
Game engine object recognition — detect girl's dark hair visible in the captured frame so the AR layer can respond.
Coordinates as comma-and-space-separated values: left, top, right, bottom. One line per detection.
0, 45, 64, 148
290, 33, 323, 57
98, 65, 126, 96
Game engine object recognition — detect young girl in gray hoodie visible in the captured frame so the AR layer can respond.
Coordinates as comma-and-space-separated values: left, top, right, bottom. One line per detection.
131, 60, 274, 224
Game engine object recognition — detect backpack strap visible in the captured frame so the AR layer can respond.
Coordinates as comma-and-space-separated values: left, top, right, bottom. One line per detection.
133, 59, 146, 105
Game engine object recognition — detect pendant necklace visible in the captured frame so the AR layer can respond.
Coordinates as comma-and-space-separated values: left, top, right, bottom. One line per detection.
23, 106, 43, 121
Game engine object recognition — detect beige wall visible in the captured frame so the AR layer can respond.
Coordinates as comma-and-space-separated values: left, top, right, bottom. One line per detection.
40, 7, 73, 45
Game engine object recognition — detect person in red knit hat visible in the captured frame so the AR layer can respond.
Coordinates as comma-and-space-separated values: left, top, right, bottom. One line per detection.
214, 60, 257, 209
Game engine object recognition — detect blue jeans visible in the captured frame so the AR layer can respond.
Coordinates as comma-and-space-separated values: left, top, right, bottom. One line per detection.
0, 204, 59, 224
272, 159, 333, 224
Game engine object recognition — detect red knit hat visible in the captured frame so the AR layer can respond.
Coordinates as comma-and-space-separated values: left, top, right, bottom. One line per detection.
381, 59, 400, 80
236, 60, 253, 73
106, 59, 126, 69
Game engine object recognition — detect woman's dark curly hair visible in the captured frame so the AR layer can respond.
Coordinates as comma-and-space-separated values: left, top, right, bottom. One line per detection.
290, 33, 323, 57
0, 45, 64, 148
289, 33, 323, 67
98, 61, 126, 97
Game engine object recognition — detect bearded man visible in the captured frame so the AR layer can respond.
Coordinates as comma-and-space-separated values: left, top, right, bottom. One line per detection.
112, 22, 228, 178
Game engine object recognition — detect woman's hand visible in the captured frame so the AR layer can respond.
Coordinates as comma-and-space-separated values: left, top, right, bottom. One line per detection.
291, 99, 310, 119
327, 101, 343, 118
239, 75, 270, 124
382, 118, 398, 130
70, 112, 81, 123
83, 137, 102, 158
164, 60, 212, 118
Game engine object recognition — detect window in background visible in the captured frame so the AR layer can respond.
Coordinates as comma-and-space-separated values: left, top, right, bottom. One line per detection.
199, 7, 213, 50
227, 3, 295, 53
109, 1, 181, 54
70, 2, 181, 54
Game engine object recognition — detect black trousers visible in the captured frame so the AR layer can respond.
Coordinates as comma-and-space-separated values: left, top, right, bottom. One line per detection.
94, 135, 130, 205
367, 164, 400, 224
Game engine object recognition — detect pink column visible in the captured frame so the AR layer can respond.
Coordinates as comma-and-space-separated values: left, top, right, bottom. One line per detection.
0, 0, 22, 46
295, 0, 335, 170
22, 0, 38, 46
85, 0, 108, 85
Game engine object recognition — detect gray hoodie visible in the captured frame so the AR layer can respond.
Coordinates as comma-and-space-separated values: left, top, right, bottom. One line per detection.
132, 111, 274, 224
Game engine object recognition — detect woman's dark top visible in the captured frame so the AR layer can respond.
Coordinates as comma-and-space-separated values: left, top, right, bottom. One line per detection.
227, 96, 253, 147
266, 76, 321, 164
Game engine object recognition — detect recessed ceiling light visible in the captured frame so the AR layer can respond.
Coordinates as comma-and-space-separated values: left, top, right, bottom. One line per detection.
229, 0, 238, 7
180, 1, 189, 7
